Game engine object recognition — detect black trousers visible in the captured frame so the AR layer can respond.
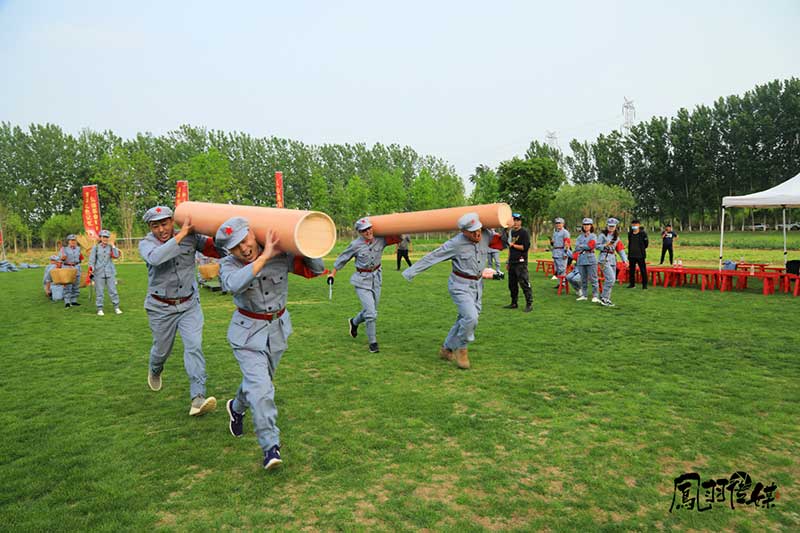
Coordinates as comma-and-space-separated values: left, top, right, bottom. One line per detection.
628, 257, 647, 287
660, 244, 673, 264
508, 262, 532, 305
396, 249, 411, 269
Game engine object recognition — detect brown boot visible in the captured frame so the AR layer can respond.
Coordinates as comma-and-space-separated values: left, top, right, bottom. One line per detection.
439, 346, 454, 361
454, 348, 470, 370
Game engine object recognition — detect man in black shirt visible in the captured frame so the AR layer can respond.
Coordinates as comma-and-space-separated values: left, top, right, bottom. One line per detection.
659, 223, 678, 265
504, 213, 533, 312
627, 218, 649, 289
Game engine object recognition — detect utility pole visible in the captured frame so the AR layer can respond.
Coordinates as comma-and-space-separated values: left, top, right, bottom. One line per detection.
545, 130, 559, 150
622, 97, 636, 134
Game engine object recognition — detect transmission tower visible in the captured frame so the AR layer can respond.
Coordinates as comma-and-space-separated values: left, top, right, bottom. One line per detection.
622, 97, 636, 133
545, 130, 559, 150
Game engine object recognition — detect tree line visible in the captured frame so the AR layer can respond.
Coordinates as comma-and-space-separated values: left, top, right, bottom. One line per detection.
0, 124, 467, 248
557, 78, 800, 230
2, 77, 797, 252
470, 77, 800, 233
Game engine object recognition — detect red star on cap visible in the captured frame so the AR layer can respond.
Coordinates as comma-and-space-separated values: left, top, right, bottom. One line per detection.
470, 219, 475, 226
155, 207, 162, 213
224, 226, 233, 235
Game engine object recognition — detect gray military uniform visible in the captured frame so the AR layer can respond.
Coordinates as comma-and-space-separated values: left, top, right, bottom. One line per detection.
139, 232, 219, 399
220, 252, 325, 452
402, 229, 500, 350
333, 236, 397, 344
60, 246, 82, 304
43, 264, 64, 301
596, 233, 628, 301
551, 228, 571, 276
573, 232, 599, 297
89, 243, 121, 309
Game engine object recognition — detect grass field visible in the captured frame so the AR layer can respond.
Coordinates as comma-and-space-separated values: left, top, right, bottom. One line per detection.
1, 249, 798, 531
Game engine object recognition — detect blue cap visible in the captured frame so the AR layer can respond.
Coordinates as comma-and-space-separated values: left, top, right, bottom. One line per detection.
215, 217, 250, 251
582, 218, 593, 225
354, 217, 373, 232
457, 212, 482, 231
66, 234, 77, 241
512, 212, 522, 220
50, 255, 60, 261
99, 229, 111, 238
607, 217, 619, 227
142, 206, 174, 223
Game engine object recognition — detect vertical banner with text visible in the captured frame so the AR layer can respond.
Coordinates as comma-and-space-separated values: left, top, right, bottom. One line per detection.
82, 185, 102, 239
175, 180, 189, 207
275, 171, 284, 208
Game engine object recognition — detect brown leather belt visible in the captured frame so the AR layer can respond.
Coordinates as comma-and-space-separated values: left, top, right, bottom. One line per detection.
453, 270, 480, 280
64, 263, 79, 266
357, 265, 381, 273
552, 247, 564, 249
237, 308, 286, 321
152, 294, 193, 305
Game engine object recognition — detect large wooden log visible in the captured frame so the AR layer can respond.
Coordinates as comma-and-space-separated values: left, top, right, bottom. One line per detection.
368, 203, 513, 236
174, 201, 337, 258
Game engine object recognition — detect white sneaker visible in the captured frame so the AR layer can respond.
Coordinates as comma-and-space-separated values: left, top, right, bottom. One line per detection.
591, 297, 601, 303
577, 289, 585, 298
114, 308, 123, 315
550, 275, 558, 281
576, 296, 588, 301
97, 309, 105, 316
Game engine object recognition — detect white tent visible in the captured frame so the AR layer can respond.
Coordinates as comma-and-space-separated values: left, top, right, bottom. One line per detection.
719, 171, 800, 269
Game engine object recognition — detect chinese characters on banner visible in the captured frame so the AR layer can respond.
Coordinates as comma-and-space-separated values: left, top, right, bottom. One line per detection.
175, 180, 189, 207
275, 171, 284, 208
82, 185, 102, 239
670, 471, 778, 512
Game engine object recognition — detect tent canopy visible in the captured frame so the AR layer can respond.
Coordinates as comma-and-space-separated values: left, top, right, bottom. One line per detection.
722, 172, 800, 208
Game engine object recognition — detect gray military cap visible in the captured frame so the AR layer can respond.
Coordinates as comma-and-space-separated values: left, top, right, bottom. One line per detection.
606, 217, 619, 227
354, 217, 373, 232
66, 234, 78, 241
142, 206, 174, 223
457, 212, 482, 232
99, 229, 111, 238
554, 217, 565, 224
582, 217, 593, 225
215, 217, 250, 251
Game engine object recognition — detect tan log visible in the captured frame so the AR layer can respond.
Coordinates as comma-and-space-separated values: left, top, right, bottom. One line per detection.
174, 201, 337, 258
368, 203, 513, 236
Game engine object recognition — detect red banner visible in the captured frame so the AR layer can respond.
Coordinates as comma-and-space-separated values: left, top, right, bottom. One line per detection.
82, 185, 102, 239
275, 171, 284, 208
175, 180, 189, 207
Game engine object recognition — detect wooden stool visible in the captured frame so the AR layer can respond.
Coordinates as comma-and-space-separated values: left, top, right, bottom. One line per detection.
556, 275, 569, 295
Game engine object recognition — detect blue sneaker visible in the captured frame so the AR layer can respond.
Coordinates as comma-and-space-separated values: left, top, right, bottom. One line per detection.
263, 445, 282, 470
226, 399, 244, 437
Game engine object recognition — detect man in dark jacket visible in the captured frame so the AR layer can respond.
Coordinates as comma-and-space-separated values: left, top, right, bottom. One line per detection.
503, 213, 533, 312
627, 219, 649, 289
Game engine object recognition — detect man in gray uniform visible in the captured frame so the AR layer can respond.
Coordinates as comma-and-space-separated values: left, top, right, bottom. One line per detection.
402, 212, 504, 370
59, 234, 83, 308
43, 255, 64, 302
329, 217, 400, 353
139, 206, 220, 416
216, 217, 326, 471
550, 217, 571, 280
89, 229, 122, 316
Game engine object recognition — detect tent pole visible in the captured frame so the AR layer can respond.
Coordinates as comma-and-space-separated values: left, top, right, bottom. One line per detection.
719, 207, 725, 271
782, 206, 787, 268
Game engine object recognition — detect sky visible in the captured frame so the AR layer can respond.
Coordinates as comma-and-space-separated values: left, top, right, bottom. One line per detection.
1, 0, 798, 186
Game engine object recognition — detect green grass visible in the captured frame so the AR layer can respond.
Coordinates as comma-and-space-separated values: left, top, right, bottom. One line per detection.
1, 253, 798, 531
